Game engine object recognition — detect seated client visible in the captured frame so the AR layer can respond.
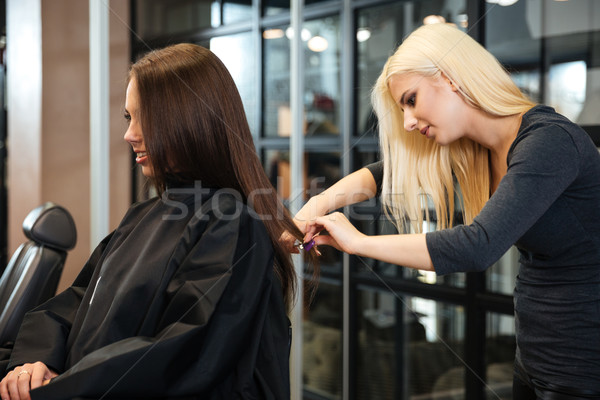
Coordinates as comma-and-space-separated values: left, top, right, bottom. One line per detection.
0, 43, 309, 400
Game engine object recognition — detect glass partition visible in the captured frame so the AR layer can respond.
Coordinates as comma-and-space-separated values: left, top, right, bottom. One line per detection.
485, 313, 515, 399
487, 247, 518, 295
263, 0, 289, 17
263, 150, 341, 201
210, 33, 258, 135
355, 2, 404, 137
303, 280, 343, 398
263, 25, 291, 138
135, 0, 218, 38
356, 288, 466, 399
223, 0, 252, 25
355, 0, 468, 137
304, 17, 342, 137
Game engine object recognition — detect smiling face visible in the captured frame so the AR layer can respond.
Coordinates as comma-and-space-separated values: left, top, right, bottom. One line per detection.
388, 73, 468, 146
124, 78, 153, 177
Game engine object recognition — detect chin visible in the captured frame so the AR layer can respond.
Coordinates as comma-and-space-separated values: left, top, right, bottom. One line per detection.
141, 167, 154, 177
434, 136, 457, 146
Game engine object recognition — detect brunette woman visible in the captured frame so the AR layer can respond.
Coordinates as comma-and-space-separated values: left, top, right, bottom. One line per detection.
0, 43, 310, 400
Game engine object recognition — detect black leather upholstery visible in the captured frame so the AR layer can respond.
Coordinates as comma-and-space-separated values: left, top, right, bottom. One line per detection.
0, 202, 77, 346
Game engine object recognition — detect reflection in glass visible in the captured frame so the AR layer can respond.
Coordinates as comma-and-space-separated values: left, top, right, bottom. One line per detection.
210, 33, 257, 135
263, 17, 341, 138
356, 3, 404, 137
487, 246, 518, 295
135, 0, 218, 38
485, 1, 541, 68
575, 33, 600, 126
356, 289, 465, 399
263, 0, 289, 17
303, 281, 342, 398
223, 0, 252, 25
304, 17, 341, 137
264, 0, 336, 16
485, 1, 542, 103
548, 61, 587, 123
485, 313, 515, 400
511, 70, 541, 103
263, 150, 341, 201
263, 26, 291, 138
356, 1, 467, 137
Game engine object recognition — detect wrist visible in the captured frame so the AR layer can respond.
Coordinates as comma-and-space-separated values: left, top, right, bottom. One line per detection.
352, 232, 369, 257
297, 195, 329, 222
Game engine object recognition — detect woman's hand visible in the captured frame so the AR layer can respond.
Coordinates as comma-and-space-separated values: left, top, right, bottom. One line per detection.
308, 213, 434, 270
307, 212, 366, 254
279, 208, 322, 254
0, 362, 58, 400
281, 167, 379, 255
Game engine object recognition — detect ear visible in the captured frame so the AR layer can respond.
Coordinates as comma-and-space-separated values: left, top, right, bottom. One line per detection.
441, 72, 459, 92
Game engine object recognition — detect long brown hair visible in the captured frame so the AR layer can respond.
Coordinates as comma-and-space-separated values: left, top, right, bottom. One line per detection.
129, 43, 311, 309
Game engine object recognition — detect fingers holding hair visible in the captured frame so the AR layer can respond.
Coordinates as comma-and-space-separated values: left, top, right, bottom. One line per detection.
309, 212, 366, 254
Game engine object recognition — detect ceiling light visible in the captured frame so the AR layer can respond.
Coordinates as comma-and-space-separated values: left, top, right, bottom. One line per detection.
263, 29, 285, 40
356, 28, 371, 42
285, 27, 312, 41
486, 0, 519, 6
308, 36, 328, 52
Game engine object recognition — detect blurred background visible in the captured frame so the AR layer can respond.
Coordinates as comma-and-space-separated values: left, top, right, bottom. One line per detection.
1, 0, 598, 399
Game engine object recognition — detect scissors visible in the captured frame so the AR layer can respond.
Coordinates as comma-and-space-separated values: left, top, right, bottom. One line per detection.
294, 238, 315, 252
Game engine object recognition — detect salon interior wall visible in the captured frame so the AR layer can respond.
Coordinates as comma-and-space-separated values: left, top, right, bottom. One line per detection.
486, 0, 600, 127
6, 0, 131, 292
530, 0, 599, 126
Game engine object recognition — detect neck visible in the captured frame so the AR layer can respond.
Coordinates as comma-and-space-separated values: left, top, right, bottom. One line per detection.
467, 111, 524, 194
470, 112, 523, 156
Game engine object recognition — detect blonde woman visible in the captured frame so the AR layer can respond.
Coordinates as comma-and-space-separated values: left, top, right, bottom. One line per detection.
296, 23, 600, 399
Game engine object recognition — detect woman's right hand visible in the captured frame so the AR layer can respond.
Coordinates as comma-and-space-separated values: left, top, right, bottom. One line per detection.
282, 166, 379, 254
0, 362, 58, 400
279, 196, 322, 253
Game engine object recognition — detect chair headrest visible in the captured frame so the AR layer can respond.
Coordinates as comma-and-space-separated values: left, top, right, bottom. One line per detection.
22, 202, 77, 251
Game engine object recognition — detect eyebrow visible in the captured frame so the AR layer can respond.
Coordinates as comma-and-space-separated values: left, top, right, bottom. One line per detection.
399, 90, 409, 106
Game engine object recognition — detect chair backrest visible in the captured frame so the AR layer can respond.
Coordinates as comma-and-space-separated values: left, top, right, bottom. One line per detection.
0, 202, 77, 346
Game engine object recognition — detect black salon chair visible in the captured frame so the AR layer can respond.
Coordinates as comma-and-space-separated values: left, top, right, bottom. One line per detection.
0, 202, 77, 346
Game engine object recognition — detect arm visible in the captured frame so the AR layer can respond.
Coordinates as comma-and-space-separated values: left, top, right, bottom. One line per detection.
311, 124, 581, 274
312, 211, 434, 271
0, 233, 113, 400
295, 166, 378, 232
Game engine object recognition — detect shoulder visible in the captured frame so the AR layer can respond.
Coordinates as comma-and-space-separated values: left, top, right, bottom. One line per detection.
516, 105, 591, 150
115, 196, 161, 228
191, 188, 270, 242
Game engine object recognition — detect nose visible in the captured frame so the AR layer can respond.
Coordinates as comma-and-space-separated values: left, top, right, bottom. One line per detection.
124, 123, 139, 144
403, 109, 418, 132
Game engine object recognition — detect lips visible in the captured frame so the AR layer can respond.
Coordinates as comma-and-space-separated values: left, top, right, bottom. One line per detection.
420, 126, 429, 137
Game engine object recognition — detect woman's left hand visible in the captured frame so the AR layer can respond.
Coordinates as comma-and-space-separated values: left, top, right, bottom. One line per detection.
0, 362, 58, 400
307, 212, 366, 255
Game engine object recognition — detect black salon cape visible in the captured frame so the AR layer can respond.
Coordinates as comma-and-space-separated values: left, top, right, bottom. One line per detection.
1, 186, 291, 399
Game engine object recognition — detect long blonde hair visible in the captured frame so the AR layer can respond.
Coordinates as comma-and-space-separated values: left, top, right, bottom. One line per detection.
372, 23, 535, 232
